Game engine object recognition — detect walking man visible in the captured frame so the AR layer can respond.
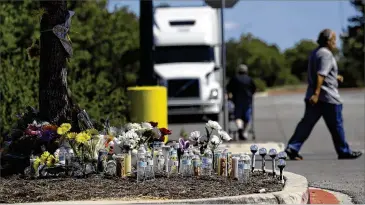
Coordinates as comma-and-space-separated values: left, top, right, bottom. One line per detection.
227, 64, 256, 140
285, 29, 362, 160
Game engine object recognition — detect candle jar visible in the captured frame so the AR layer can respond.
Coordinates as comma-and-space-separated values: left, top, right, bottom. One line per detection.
115, 155, 126, 178
122, 149, 132, 176
192, 156, 201, 176
97, 149, 108, 173
227, 152, 233, 177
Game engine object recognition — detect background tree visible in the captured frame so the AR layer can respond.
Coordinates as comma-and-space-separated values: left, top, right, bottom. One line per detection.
284, 39, 318, 82
226, 33, 299, 91
340, 0, 364, 87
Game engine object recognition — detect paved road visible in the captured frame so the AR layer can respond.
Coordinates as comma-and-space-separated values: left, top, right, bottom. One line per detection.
168, 89, 365, 203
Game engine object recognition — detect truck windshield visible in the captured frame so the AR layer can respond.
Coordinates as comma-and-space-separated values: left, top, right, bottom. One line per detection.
154, 45, 214, 64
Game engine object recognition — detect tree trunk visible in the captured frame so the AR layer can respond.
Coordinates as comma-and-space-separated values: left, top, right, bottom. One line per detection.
39, 1, 80, 130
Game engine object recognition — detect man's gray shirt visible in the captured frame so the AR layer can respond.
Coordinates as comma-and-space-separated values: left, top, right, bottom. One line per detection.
305, 47, 342, 104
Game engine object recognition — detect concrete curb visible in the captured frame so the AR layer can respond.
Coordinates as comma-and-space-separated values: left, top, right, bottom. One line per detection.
221, 142, 285, 154
13, 171, 309, 205
254, 92, 268, 98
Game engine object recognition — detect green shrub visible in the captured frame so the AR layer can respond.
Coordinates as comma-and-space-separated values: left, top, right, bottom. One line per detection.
253, 78, 267, 92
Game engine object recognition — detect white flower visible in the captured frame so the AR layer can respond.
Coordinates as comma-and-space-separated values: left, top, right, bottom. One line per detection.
198, 135, 208, 144
41, 121, 50, 126
218, 130, 232, 141
189, 131, 200, 141
206, 120, 222, 130
124, 123, 142, 132
209, 135, 221, 145
108, 127, 118, 136
113, 138, 121, 145
132, 149, 138, 155
141, 122, 153, 130
208, 135, 221, 150
125, 130, 139, 140
152, 127, 162, 139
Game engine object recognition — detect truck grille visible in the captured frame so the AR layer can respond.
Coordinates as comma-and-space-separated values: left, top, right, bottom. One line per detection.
167, 79, 200, 98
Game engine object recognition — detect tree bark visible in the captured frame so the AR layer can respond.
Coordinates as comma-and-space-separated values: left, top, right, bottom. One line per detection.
39, 1, 75, 127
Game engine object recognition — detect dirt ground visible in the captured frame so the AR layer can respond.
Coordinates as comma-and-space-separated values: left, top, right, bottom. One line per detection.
0, 171, 283, 203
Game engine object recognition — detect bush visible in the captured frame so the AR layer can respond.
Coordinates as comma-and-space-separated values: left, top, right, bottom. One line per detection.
275, 70, 301, 86
253, 78, 267, 92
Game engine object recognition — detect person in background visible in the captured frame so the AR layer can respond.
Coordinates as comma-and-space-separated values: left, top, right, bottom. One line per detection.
227, 64, 256, 140
285, 28, 362, 160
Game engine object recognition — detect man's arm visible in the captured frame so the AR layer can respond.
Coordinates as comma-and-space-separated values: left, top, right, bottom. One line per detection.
226, 77, 236, 94
314, 74, 325, 96
250, 78, 257, 94
310, 50, 332, 104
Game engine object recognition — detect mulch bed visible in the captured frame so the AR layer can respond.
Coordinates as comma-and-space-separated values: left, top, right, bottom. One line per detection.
0, 171, 284, 204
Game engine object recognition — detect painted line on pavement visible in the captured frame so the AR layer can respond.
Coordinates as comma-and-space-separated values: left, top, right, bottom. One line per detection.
309, 187, 353, 204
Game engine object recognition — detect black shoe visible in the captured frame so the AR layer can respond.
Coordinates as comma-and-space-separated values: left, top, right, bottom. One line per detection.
238, 129, 247, 140
338, 151, 363, 159
285, 148, 303, 160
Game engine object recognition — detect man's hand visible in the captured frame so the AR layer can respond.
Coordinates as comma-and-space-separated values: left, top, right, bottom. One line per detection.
309, 93, 319, 105
337, 75, 344, 83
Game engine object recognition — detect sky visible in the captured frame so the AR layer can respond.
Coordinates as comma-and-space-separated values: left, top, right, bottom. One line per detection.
107, 0, 359, 51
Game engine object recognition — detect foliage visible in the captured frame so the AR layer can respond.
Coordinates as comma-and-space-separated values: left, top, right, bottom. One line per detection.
252, 78, 267, 92
226, 34, 299, 88
284, 39, 318, 82
340, 0, 364, 87
0, 0, 140, 137
0, 0, 41, 137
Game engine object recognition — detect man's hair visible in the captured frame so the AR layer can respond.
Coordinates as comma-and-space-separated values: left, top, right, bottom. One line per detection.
317, 29, 333, 46
237, 64, 248, 74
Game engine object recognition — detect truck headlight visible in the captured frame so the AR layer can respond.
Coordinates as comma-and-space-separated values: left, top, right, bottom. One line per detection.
209, 88, 219, 99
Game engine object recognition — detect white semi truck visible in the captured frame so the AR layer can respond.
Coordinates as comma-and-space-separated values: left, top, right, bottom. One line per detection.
153, 6, 223, 120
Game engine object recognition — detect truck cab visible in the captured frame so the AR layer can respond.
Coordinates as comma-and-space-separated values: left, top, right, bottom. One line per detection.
153, 6, 223, 119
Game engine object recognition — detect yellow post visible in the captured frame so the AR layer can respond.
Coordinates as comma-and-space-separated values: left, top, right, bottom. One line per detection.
127, 86, 168, 142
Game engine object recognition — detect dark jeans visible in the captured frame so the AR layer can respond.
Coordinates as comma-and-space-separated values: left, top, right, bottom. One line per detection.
234, 103, 252, 123
287, 100, 351, 155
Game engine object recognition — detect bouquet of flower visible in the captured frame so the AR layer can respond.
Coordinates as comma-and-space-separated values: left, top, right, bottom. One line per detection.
10, 120, 62, 155
189, 120, 232, 154
33, 151, 59, 171
59, 123, 105, 162
115, 121, 171, 153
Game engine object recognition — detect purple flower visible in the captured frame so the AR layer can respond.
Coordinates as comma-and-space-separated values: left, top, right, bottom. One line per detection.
179, 138, 190, 151
40, 130, 57, 142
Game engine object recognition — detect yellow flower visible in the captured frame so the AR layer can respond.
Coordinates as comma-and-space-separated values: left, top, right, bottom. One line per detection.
86, 128, 99, 136
57, 123, 72, 135
66, 132, 77, 139
40, 151, 50, 163
46, 155, 56, 167
75, 132, 91, 144
33, 157, 41, 170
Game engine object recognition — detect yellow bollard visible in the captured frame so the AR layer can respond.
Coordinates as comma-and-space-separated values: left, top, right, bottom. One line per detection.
127, 86, 168, 143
